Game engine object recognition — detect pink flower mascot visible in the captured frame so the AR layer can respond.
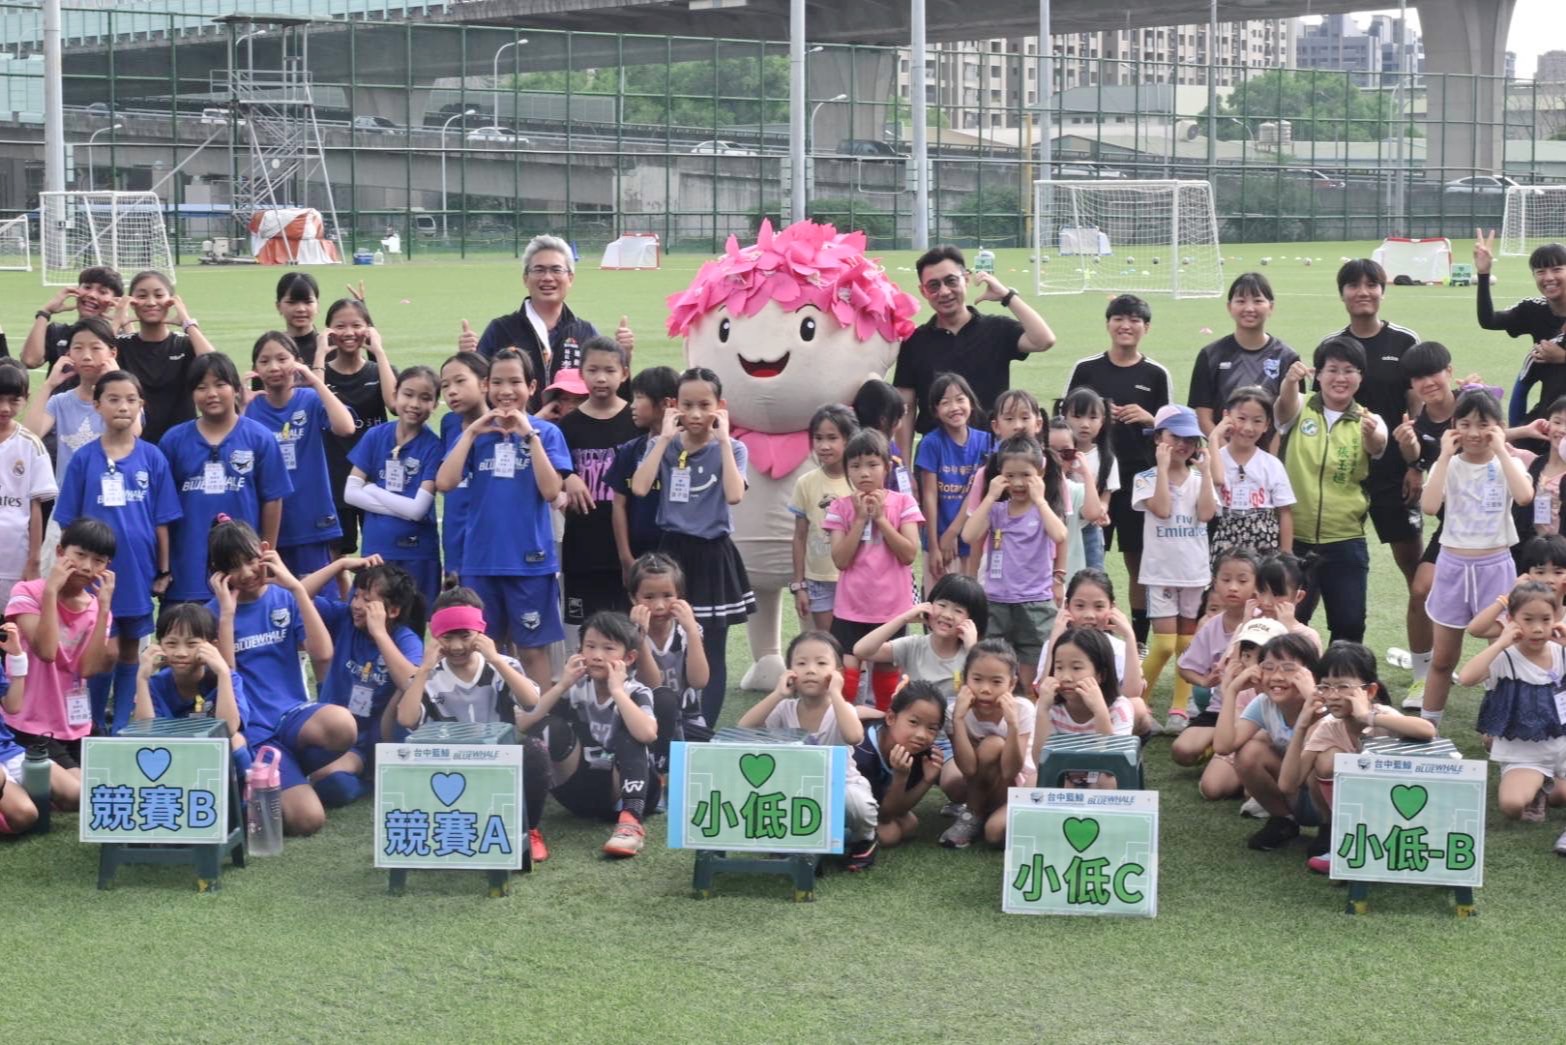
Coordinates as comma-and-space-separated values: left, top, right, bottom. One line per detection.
666, 219, 918, 690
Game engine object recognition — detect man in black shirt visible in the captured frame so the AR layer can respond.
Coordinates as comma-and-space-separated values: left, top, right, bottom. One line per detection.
1474, 233, 1566, 426
1065, 293, 1172, 650
459, 234, 635, 410
892, 245, 1056, 455
1323, 259, 1423, 688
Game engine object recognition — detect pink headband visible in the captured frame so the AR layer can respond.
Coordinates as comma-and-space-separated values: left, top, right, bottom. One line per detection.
430, 605, 486, 637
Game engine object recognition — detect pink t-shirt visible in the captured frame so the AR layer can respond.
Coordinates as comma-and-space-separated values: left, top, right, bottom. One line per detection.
1208, 685, 1259, 717
5, 579, 109, 740
1048, 696, 1135, 736
822, 490, 924, 624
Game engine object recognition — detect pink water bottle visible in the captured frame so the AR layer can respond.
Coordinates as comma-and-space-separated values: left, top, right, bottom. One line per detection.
245, 746, 284, 857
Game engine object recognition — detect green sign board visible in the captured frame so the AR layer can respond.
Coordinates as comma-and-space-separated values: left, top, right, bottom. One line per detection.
80, 736, 232, 845
374, 743, 524, 870
1329, 753, 1485, 888
667, 741, 848, 854
1002, 788, 1159, 917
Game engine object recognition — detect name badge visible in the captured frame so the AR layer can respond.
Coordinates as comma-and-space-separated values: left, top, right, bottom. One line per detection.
202, 461, 227, 495
384, 459, 407, 493
67, 682, 91, 727
894, 465, 913, 495
348, 683, 375, 718
668, 467, 692, 503
1534, 490, 1553, 525
1554, 687, 1566, 726
989, 548, 1004, 577
493, 441, 517, 479
280, 441, 298, 471
100, 472, 126, 507
1480, 480, 1504, 515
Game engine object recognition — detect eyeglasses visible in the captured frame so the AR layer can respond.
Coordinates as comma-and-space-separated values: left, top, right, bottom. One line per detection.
1317, 682, 1366, 695
921, 274, 964, 294
527, 265, 570, 277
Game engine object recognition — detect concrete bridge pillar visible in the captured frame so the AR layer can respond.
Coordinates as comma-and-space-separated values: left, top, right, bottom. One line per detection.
805, 48, 899, 155
1416, 0, 1515, 176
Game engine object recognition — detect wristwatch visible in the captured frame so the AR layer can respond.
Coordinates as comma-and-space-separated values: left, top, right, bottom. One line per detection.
788, 580, 807, 593
35, 310, 53, 322
999, 289, 1016, 307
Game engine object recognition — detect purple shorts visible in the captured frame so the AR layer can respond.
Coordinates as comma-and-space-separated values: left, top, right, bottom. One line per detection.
1424, 547, 1515, 630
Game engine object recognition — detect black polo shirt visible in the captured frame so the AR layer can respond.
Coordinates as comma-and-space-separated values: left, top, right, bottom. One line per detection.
475, 299, 601, 412
893, 307, 1025, 434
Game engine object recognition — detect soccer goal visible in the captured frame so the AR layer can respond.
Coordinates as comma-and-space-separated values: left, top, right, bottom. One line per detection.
1501, 185, 1566, 257
0, 215, 30, 271
1033, 179, 1223, 298
40, 191, 175, 286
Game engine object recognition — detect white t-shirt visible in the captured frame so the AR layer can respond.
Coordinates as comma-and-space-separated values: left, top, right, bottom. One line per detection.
948, 699, 1037, 774
1442, 454, 1519, 550
764, 696, 855, 747
1082, 446, 1121, 495
1218, 446, 1295, 513
888, 634, 966, 700
0, 427, 57, 579
1131, 467, 1210, 587
1048, 695, 1135, 735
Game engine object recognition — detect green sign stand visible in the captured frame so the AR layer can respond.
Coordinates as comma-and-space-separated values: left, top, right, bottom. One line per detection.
1329, 748, 1485, 917
1002, 788, 1159, 917
667, 735, 848, 902
375, 722, 525, 897
80, 719, 244, 892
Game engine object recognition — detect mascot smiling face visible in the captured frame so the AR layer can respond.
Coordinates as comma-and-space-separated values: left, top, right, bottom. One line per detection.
665, 219, 919, 690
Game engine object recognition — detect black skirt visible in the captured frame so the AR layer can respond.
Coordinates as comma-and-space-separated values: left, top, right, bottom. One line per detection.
659, 531, 756, 626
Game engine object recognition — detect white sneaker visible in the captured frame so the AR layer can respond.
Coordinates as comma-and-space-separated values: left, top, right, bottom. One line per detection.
1386, 647, 1412, 670
1401, 679, 1426, 712
940, 808, 982, 849
1163, 711, 1189, 735
1239, 797, 1268, 819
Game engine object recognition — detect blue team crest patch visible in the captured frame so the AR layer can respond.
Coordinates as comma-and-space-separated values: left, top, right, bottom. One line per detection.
230, 449, 255, 475
270, 606, 291, 630
291, 410, 308, 427
135, 469, 149, 488
521, 611, 542, 631
1262, 358, 1280, 380
404, 457, 421, 476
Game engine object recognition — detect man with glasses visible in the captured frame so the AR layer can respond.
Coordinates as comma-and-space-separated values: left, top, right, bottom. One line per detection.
460, 234, 634, 410
892, 245, 1056, 456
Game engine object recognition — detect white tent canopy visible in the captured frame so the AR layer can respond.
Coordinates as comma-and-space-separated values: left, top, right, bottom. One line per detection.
1371, 236, 1452, 284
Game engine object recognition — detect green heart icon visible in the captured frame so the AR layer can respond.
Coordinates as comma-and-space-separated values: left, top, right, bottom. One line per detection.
1390, 784, 1428, 821
739, 753, 776, 789
1062, 816, 1100, 853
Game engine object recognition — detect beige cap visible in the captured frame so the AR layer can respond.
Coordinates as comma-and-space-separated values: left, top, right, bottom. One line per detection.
1233, 617, 1288, 648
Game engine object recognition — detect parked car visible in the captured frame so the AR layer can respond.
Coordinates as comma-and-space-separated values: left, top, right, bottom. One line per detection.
412, 213, 438, 238
1281, 167, 1346, 189
200, 107, 243, 126
690, 140, 756, 156
838, 138, 905, 158
353, 115, 399, 134
466, 126, 529, 145
1442, 174, 1534, 196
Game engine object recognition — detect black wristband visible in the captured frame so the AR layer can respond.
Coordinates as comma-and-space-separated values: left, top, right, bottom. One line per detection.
35, 310, 52, 322
999, 289, 1016, 307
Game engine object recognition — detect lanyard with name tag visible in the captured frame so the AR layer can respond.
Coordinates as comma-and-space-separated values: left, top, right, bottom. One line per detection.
493, 440, 517, 479
100, 470, 126, 507
349, 683, 376, 717
202, 460, 227, 495
66, 681, 91, 727
989, 527, 1004, 576
384, 457, 407, 493
280, 440, 298, 470
668, 449, 692, 503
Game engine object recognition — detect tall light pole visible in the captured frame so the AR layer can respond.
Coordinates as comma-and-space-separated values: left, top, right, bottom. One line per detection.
807, 93, 846, 207
789, 0, 806, 224
86, 122, 123, 193
43, 0, 63, 195
911, 0, 928, 248
236, 28, 267, 71
440, 108, 476, 238
492, 37, 528, 131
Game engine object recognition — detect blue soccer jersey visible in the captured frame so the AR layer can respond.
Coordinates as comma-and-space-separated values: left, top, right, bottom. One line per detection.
160, 417, 293, 602
246, 387, 343, 549
54, 440, 182, 620
460, 420, 571, 577
315, 597, 422, 725
913, 427, 994, 557
206, 584, 307, 742
440, 411, 473, 572
349, 421, 443, 561
147, 666, 253, 731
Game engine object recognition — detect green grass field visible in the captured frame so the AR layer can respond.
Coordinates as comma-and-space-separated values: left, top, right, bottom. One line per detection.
4, 241, 1565, 1044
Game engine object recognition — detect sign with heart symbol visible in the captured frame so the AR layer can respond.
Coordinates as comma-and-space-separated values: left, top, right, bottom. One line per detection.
1002, 788, 1160, 918
79, 734, 232, 845
135, 747, 173, 783
430, 772, 467, 807
1328, 752, 1487, 889
666, 741, 848, 855
374, 743, 526, 872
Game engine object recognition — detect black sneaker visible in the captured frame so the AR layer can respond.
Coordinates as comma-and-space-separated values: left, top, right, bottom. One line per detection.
1305, 826, 1332, 858
1247, 816, 1300, 851
845, 838, 878, 872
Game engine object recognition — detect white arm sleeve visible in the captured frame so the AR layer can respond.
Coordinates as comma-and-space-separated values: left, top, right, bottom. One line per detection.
344, 475, 435, 521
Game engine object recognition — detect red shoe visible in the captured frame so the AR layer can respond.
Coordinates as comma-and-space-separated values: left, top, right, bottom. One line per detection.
528, 827, 549, 863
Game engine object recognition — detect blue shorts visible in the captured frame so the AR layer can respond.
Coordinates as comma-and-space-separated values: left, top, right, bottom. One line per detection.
111, 613, 156, 640
253, 702, 331, 791
467, 574, 564, 649
280, 542, 335, 579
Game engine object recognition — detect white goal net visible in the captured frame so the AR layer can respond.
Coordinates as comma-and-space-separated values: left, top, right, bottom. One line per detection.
1501, 185, 1566, 257
1033, 179, 1223, 298
40, 191, 175, 285
0, 215, 30, 271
